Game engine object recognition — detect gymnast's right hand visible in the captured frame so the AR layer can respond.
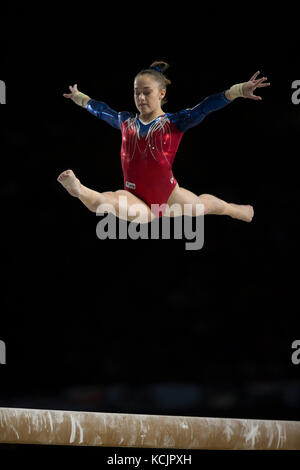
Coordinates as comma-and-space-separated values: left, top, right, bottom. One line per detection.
63, 84, 91, 108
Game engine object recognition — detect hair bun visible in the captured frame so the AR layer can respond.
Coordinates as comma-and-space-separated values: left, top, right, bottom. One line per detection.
149, 61, 170, 74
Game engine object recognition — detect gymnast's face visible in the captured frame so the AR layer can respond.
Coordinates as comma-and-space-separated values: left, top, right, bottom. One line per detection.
134, 74, 166, 116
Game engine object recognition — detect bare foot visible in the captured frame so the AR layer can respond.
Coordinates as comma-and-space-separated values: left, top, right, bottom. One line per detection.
228, 203, 254, 222
57, 169, 81, 197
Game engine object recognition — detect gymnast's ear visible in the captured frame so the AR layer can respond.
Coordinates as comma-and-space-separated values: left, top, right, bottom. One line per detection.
160, 88, 166, 101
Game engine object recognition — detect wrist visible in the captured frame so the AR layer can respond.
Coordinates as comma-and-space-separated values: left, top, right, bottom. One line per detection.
73, 91, 91, 107
228, 83, 245, 100
82, 97, 91, 108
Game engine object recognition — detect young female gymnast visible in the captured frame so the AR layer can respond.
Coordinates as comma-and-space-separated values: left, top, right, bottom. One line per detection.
58, 61, 270, 223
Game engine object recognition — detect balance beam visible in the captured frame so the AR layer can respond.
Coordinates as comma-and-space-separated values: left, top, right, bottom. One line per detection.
0, 407, 300, 450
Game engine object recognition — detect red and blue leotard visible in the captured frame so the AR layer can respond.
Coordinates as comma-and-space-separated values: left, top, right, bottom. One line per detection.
86, 91, 231, 217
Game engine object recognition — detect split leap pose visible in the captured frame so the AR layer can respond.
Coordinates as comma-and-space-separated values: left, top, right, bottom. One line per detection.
58, 61, 270, 223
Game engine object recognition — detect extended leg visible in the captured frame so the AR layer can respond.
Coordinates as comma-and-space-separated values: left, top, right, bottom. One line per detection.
57, 169, 116, 212
57, 169, 155, 223
167, 185, 254, 222
198, 193, 254, 221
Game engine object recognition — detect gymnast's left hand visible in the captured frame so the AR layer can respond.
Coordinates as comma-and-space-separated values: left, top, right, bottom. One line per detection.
242, 71, 270, 100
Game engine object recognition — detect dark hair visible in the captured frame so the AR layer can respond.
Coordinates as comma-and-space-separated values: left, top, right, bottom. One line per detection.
135, 61, 172, 105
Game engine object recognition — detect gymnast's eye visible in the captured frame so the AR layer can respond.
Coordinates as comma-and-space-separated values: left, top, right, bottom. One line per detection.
134, 89, 152, 95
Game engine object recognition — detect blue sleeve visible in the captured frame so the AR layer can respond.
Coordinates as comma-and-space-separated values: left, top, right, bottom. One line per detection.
171, 91, 232, 133
86, 99, 132, 130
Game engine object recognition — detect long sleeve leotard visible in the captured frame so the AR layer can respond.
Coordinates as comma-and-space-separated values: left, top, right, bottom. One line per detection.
86, 91, 231, 217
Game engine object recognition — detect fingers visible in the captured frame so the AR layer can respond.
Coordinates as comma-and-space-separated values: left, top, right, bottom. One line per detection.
256, 82, 270, 88
250, 93, 262, 101
245, 71, 270, 101
250, 71, 260, 81
250, 73, 270, 86
64, 84, 78, 98
255, 76, 268, 84
255, 77, 270, 88
68, 84, 78, 92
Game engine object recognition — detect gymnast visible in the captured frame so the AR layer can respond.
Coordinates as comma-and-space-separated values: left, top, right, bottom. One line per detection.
58, 61, 270, 222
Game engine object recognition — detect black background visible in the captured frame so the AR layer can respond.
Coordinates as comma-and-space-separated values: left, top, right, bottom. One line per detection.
0, 5, 299, 458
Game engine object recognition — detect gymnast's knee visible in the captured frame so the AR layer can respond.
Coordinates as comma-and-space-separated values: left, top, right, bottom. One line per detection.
93, 191, 118, 214
198, 194, 212, 215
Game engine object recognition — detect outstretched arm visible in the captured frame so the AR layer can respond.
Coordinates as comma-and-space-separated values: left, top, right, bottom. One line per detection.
173, 71, 270, 133
63, 83, 129, 130
172, 91, 231, 133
